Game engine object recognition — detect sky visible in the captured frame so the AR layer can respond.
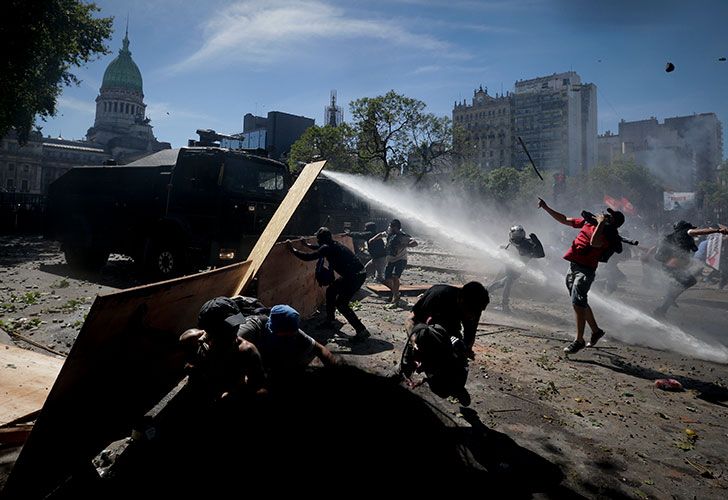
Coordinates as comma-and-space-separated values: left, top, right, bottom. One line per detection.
45, 0, 728, 155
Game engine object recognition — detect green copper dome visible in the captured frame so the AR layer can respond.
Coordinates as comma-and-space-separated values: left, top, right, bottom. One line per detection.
101, 34, 143, 93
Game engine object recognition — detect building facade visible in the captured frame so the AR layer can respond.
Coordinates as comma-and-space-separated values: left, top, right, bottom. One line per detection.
0, 28, 169, 197
452, 87, 513, 170
453, 72, 597, 176
227, 111, 314, 161
597, 113, 724, 190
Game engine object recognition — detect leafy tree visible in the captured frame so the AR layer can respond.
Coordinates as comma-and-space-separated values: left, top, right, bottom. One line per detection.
452, 163, 545, 215
288, 124, 357, 173
406, 114, 454, 184
1, 0, 113, 143
584, 159, 662, 215
698, 180, 728, 223
350, 91, 453, 182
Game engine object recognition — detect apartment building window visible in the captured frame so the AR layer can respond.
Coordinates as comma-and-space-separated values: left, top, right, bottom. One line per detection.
21, 179, 29, 192
6, 178, 14, 191
8, 163, 15, 171
23, 164, 30, 173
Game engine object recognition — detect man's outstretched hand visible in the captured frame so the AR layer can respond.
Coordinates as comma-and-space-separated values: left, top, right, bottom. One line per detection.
537, 197, 548, 209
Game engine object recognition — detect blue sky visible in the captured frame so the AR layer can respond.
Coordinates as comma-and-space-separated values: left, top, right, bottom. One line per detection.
45, 0, 728, 156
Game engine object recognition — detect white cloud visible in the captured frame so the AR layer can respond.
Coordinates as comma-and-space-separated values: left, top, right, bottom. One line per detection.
167, 0, 459, 72
58, 96, 96, 115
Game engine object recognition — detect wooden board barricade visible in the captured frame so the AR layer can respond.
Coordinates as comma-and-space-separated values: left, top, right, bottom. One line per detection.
6, 160, 330, 499
256, 234, 352, 318
0, 345, 64, 427
235, 160, 326, 295
4, 261, 250, 499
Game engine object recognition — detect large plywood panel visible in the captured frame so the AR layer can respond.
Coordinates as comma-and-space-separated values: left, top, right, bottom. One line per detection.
235, 160, 326, 295
0, 345, 64, 426
5, 261, 250, 499
256, 234, 352, 318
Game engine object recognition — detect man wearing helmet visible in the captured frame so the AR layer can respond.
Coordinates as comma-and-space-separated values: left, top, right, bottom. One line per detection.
653, 220, 728, 317
487, 225, 545, 313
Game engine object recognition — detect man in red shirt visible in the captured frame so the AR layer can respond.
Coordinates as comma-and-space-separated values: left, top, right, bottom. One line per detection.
538, 198, 625, 354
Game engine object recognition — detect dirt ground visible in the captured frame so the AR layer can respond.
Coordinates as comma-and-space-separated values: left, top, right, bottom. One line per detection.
1, 234, 728, 498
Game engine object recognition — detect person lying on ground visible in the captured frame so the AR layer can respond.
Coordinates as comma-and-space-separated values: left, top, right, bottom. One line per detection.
286, 227, 371, 341
537, 198, 625, 354
238, 304, 336, 384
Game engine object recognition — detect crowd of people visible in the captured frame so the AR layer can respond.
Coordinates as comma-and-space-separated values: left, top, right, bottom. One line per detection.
180, 204, 728, 408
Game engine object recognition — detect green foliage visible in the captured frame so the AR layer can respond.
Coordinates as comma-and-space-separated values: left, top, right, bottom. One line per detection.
581, 159, 661, 213
288, 124, 357, 173
1, 0, 113, 142
350, 90, 452, 182
452, 163, 546, 214
698, 179, 728, 221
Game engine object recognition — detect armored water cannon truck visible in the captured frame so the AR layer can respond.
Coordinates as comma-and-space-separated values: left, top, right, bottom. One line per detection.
45, 147, 293, 279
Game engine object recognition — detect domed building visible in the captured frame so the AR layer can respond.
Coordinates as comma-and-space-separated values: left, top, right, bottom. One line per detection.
86, 27, 169, 161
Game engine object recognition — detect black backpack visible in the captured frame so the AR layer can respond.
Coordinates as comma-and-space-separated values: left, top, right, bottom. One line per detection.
400, 323, 468, 398
315, 257, 335, 286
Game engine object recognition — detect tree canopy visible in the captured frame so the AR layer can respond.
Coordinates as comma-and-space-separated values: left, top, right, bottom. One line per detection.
1, 0, 113, 143
350, 90, 453, 182
287, 123, 357, 173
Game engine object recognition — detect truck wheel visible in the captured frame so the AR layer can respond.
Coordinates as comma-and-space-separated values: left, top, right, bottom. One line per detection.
64, 245, 110, 273
146, 240, 186, 280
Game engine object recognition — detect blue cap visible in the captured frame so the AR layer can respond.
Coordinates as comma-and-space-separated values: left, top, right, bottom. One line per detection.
266, 305, 300, 333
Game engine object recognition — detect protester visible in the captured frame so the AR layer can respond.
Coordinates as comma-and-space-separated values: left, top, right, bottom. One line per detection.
400, 323, 471, 406
286, 227, 371, 341
537, 198, 625, 354
653, 221, 728, 316
179, 297, 265, 401
400, 281, 489, 406
488, 225, 545, 312
237, 304, 336, 382
370, 219, 418, 308
347, 221, 387, 282
406, 281, 489, 361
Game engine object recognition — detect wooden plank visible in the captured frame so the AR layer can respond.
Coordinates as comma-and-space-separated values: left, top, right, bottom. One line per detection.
234, 160, 326, 295
0, 345, 64, 427
256, 235, 352, 318
0, 424, 34, 448
5, 261, 251, 499
366, 284, 432, 295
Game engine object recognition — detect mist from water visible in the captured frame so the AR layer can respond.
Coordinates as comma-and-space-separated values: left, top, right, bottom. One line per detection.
323, 170, 728, 364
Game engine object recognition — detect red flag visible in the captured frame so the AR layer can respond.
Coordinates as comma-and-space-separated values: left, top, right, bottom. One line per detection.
603, 195, 620, 210
620, 197, 636, 215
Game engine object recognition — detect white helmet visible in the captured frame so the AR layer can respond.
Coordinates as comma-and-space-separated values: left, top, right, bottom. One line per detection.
509, 225, 526, 242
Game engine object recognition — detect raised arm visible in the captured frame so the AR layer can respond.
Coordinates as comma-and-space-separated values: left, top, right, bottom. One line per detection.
286, 240, 322, 261
368, 231, 386, 247
537, 198, 573, 226
589, 214, 608, 248
688, 226, 728, 237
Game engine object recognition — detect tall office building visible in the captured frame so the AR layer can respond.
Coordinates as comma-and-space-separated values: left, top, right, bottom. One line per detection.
453, 72, 597, 176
